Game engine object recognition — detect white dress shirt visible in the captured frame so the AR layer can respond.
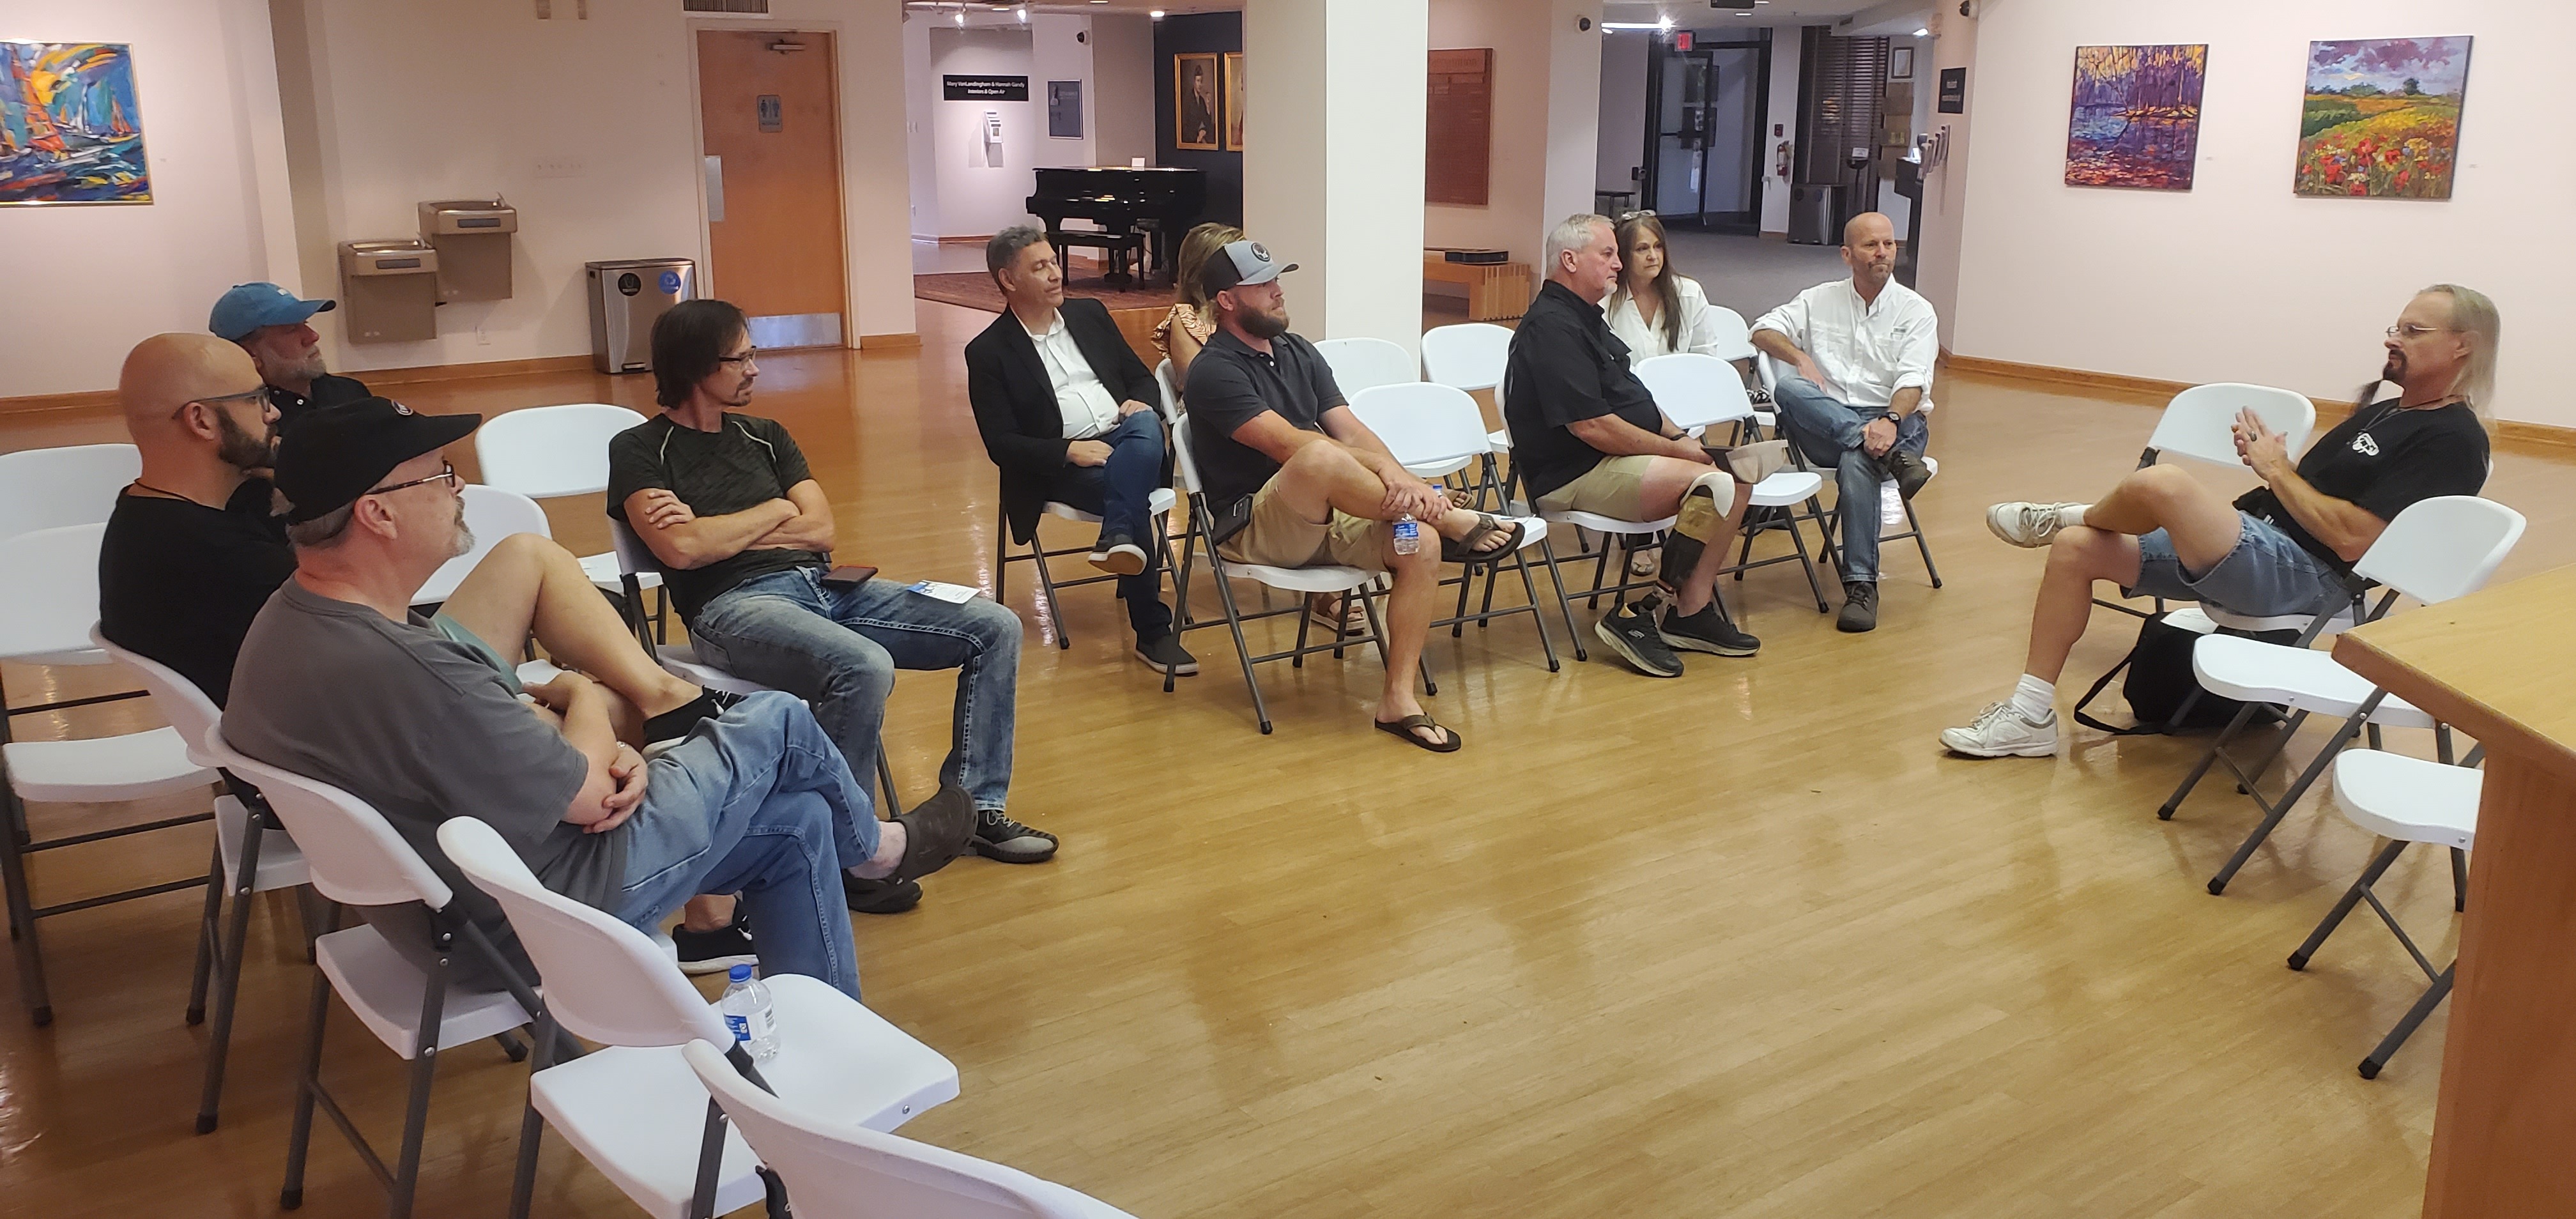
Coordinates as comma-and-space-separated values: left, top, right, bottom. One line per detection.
1751, 277, 1940, 412
1603, 274, 1740, 365
1022, 310, 1124, 440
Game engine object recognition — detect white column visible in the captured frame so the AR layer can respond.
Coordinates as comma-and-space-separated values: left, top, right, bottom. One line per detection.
1540, 0, 1604, 231
1243, 0, 1429, 351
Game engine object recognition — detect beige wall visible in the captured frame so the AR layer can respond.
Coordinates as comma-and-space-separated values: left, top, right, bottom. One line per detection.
1424, 0, 1600, 270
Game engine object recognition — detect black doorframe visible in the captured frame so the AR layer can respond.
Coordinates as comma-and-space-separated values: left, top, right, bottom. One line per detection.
1638, 30, 1770, 234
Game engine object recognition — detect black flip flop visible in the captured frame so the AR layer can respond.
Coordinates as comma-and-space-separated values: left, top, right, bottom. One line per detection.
1374, 713, 1463, 753
1439, 514, 1525, 567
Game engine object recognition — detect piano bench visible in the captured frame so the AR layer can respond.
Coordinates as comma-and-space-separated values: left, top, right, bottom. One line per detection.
1046, 229, 1146, 286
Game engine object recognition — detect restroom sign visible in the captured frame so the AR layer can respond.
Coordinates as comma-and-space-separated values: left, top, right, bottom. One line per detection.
757, 94, 783, 132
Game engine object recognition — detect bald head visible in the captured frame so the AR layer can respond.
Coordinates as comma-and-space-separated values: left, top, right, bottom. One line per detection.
1840, 211, 1899, 296
119, 332, 276, 471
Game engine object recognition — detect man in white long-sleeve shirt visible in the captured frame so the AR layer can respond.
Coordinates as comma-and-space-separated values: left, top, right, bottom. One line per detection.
1751, 211, 1938, 632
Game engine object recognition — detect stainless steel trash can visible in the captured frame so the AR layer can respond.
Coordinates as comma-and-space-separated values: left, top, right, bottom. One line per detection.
1788, 185, 1841, 245
586, 259, 696, 374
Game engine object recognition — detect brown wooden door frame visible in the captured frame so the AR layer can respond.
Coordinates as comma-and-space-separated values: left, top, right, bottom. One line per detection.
690, 24, 852, 350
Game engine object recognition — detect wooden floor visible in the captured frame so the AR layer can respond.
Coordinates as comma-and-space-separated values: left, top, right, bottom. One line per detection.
3, 300, 2570, 1217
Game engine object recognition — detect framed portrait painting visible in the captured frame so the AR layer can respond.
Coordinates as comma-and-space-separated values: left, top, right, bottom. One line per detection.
1174, 52, 1219, 151
1223, 51, 1245, 151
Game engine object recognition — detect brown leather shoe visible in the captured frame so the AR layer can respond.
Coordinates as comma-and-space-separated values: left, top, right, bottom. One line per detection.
888, 783, 977, 884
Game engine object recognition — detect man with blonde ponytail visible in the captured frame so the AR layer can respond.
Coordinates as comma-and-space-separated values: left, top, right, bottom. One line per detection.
1942, 287, 2496, 758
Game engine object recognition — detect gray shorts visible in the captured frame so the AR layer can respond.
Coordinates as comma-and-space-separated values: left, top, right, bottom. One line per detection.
2124, 512, 2345, 618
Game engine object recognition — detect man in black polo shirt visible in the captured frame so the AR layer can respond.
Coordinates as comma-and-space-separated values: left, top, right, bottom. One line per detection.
208, 282, 371, 433
1504, 213, 1759, 678
1183, 240, 1521, 752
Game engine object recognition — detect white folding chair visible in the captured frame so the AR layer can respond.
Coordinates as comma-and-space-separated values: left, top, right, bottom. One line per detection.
2168, 496, 2525, 895
1347, 383, 1560, 670
1634, 353, 1836, 614
91, 629, 311, 1133
438, 816, 960, 1219
2092, 383, 2319, 622
200, 726, 540, 1218
473, 403, 670, 637
995, 488, 1178, 650
2288, 747, 2480, 1080
0, 524, 221, 1027
410, 484, 554, 607
1699, 305, 1759, 364
1153, 359, 1183, 422
1165, 416, 1418, 734
685, 1039, 1135, 1219
1314, 336, 1418, 396
1421, 322, 1516, 456
1492, 413, 1680, 662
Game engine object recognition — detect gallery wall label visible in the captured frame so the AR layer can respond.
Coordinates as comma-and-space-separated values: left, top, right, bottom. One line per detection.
1938, 67, 1966, 114
944, 75, 1030, 102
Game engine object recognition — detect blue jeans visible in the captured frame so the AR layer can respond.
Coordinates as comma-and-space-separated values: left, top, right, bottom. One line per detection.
1044, 410, 1172, 638
1770, 374, 1930, 584
690, 568, 1023, 811
614, 691, 875, 997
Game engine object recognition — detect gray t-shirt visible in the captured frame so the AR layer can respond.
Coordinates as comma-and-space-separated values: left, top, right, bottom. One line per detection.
224, 579, 622, 989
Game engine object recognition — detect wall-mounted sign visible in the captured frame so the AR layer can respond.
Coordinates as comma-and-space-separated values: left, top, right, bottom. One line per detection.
756, 94, 782, 132
944, 74, 1029, 102
1673, 31, 1693, 52
1937, 66, 1966, 114
1046, 79, 1083, 139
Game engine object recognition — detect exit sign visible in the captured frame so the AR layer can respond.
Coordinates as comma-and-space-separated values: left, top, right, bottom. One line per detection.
1674, 31, 1693, 51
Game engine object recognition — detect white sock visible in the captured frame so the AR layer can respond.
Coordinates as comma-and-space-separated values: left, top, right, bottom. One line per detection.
2011, 673, 2055, 722
2055, 503, 2092, 532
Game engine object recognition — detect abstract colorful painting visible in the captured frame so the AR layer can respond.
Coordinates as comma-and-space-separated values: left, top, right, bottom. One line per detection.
2064, 45, 2207, 190
0, 42, 151, 205
2296, 38, 2471, 199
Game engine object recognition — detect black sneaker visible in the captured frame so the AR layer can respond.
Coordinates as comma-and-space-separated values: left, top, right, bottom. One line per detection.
1135, 631, 1198, 676
641, 688, 746, 747
843, 873, 924, 915
1881, 449, 1933, 500
972, 809, 1059, 864
1659, 602, 1759, 656
1837, 580, 1879, 633
1593, 602, 1683, 677
1088, 532, 1148, 576
671, 910, 758, 975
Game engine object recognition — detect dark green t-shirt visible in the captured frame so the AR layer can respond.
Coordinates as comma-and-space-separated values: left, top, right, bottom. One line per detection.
605, 413, 828, 623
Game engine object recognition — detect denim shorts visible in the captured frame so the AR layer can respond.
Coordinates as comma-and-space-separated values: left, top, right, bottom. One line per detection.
2124, 512, 2344, 618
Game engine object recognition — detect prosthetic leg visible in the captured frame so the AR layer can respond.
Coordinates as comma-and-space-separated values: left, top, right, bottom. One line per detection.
1650, 468, 1737, 606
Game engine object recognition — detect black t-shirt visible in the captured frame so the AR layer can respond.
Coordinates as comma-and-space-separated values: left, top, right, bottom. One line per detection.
1183, 329, 1347, 540
96, 479, 293, 706
605, 413, 826, 623
1503, 280, 1668, 501
266, 372, 371, 433
2235, 397, 2490, 572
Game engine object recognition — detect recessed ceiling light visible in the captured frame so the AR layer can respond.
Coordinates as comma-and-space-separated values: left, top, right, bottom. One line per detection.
1150, 8, 1165, 17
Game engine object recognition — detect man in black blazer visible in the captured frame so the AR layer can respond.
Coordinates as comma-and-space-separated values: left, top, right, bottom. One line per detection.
966, 227, 1194, 675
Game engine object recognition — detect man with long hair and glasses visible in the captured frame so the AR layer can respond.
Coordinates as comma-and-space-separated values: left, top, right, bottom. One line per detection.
1941, 287, 2497, 758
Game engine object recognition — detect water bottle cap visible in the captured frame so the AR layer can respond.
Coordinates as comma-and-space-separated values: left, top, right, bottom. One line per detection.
728, 964, 753, 982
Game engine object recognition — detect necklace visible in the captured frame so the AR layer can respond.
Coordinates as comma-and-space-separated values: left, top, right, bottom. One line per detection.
128, 479, 211, 507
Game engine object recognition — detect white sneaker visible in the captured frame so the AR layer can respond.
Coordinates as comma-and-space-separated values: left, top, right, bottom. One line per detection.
1940, 701, 2060, 758
1986, 502, 2086, 548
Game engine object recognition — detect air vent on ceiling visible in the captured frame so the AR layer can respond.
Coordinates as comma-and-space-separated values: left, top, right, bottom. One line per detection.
684, 0, 771, 13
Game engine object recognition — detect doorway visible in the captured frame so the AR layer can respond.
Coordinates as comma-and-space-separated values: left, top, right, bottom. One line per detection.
1640, 32, 1768, 234
697, 28, 849, 350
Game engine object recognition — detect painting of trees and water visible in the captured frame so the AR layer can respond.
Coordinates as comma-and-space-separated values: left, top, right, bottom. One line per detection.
1, 42, 151, 205
2064, 45, 2207, 190
2296, 38, 2471, 200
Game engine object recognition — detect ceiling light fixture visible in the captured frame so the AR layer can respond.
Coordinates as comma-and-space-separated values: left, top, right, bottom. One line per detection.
1150, 8, 1165, 17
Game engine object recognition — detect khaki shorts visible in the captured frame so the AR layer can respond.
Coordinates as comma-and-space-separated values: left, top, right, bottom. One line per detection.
1535, 455, 1658, 521
1218, 475, 1392, 572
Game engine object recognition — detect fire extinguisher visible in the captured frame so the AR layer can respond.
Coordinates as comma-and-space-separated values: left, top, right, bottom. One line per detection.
1774, 140, 1795, 180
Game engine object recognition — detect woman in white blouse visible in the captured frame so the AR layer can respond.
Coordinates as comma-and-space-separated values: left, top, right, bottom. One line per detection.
1603, 211, 1736, 366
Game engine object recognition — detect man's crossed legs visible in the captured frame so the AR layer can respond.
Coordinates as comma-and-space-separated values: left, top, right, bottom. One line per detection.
1769, 374, 1930, 632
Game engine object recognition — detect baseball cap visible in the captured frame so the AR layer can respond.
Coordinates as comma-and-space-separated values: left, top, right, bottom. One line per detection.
273, 397, 480, 525
1200, 240, 1299, 299
208, 282, 336, 342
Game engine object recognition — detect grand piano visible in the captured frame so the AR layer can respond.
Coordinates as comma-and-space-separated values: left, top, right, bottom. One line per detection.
1024, 166, 1207, 288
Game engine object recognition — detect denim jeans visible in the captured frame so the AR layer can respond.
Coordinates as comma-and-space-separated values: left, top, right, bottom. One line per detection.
1044, 410, 1172, 638
1770, 373, 1930, 583
690, 567, 1023, 812
613, 691, 875, 998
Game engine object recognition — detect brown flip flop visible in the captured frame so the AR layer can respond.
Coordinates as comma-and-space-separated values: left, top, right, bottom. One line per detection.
1439, 514, 1525, 567
888, 783, 978, 883
1374, 713, 1463, 753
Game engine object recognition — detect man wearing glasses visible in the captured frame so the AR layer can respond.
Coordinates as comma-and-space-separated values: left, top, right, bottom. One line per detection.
606, 300, 1052, 883
208, 282, 372, 431
1940, 287, 2498, 758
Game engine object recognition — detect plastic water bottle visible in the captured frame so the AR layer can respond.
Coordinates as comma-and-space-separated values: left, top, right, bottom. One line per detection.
719, 964, 780, 1061
1392, 514, 1420, 556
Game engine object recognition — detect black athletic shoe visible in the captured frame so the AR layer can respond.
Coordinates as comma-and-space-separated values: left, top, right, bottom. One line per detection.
641, 689, 746, 746
1135, 631, 1199, 676
1659, 602, 1759, 657
1594, 602, 1683, 677
843, 873, 924, 915
971, 809, 1059, 863
671, 911, 758, 975
1882, 449, 1933, 500
1837, 580, 1879, 633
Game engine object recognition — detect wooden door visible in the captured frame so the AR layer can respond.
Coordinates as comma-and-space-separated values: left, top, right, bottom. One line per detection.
698, 29, 848, 349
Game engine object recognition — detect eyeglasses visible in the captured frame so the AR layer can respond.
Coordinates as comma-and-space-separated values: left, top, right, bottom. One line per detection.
1615, 209, 1658, 222
365, 460, 459, 497
173, 385, 268, 419
716, 348, 760, 368
2386, 324, 2453, 339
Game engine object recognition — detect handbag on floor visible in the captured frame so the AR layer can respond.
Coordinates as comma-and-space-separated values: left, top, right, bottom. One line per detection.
2072, 611, 2291, 735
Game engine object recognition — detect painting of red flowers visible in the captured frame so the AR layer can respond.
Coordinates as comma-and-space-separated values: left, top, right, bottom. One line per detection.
2065, 45, 2207, 190
2296, 38, 2471, 200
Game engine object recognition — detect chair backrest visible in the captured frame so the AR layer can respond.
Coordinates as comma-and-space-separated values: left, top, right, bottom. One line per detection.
1420, 323, 1515, 392
90, 628, 223, 768
1153, 360, 1182, 423
411, 484, 553, 606
1169, 415, 1204, 496
682, 1041, 1140, 1219
609, 514, 666, 579
0, 443, 141, 541
1699, 305, 1758, 362
437, 817, 732, 1048
1346, 383, 1491, 474
1633, 353, 1755, 432
1313, 337, 1418, 397
474, 404, 652, 499
0, 523, 109, 665
201, 724, 455, 910
2350, 495, 2526, 606
2147, 383, 2315, 469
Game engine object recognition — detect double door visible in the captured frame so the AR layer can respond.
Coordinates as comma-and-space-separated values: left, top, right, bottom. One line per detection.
1641, 36, 1768, 234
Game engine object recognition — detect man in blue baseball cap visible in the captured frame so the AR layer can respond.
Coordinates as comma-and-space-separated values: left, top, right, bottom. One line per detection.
208, 282, 371, 429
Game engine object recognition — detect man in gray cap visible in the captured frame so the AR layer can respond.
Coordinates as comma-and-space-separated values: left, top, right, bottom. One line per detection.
1181, 240, 1526, 753
208, 281, 372, 429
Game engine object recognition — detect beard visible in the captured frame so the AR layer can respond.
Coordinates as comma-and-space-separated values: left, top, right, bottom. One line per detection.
1240, 304, 1291, 340
2380, 349, 2407, 383
214, 407, 275, 471
448, 496, 475, 559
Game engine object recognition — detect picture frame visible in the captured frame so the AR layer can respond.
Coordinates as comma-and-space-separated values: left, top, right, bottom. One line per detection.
1174, 52, 1220, 151
1223, 51, 1245, 151
0, 40, 153, 205
1891, 46, 1914, 80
